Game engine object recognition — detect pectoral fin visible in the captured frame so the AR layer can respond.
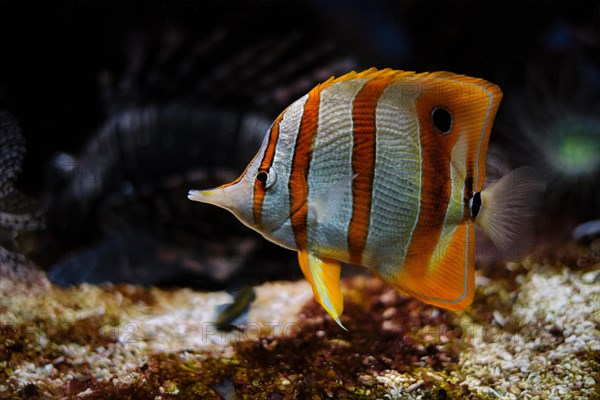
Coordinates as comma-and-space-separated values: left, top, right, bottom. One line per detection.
310, 174, 357, 224
298, 251, 346, 330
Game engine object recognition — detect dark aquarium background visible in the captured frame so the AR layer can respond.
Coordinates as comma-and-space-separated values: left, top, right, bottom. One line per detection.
0, 1, 598, 288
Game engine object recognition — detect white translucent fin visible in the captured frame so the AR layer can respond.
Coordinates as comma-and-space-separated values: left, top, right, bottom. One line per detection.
311, 174, 357, 224
476, 167, 545, 261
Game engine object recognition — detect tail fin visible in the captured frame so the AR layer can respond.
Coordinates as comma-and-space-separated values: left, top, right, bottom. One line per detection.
476, 167, 545, 261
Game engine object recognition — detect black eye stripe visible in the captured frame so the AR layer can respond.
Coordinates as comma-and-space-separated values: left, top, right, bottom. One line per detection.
431, 107, 453, 134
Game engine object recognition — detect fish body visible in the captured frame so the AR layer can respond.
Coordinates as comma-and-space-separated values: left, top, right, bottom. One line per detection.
189, 68, 538, 328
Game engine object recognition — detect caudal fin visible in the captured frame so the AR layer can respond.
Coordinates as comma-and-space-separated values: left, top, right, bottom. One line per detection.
476, 167, 545, 261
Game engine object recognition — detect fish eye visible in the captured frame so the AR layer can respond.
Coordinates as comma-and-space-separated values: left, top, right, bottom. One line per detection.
256, 167, 277, 189
256, 171, 268, 183
431, 107, 453, 134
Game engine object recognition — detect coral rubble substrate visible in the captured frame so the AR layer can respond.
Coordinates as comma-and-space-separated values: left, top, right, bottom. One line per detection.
0, 243, 598, 399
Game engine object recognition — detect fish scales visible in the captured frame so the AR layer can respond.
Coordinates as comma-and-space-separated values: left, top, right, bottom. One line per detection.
309, 80, 365, 261
190, 68, 541, 328
347, 78, 386, 264
289, 84, 323, 251
365, 82, 422, 270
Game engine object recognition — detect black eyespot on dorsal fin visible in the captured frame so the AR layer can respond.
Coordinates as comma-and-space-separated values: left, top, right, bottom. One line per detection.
431, 107, 453, 134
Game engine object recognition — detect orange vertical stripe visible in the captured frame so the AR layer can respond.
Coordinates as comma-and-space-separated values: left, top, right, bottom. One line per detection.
404, 85, 460, 272
289, 90, 321, 250
347, 78, 391, 265
253, 113, 283, 227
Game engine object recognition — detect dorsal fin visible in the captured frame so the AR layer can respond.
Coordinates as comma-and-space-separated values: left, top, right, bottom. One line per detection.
311, 68, 501, 108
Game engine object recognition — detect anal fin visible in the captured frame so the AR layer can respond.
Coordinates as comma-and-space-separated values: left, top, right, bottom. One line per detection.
298, 251, 347, 329
376, 222, 475, 311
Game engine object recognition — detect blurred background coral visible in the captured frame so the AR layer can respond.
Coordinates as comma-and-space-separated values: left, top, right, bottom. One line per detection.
0, 1, 597, 287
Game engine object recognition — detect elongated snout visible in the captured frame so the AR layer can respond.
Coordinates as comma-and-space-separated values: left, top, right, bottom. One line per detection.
188, 176, 256, 231
188, 178, 252, 212
188, 187, 232, 210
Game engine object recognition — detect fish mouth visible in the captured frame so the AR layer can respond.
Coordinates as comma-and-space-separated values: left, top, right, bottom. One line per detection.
187, 189, 203, 201
187, 189, 210, 202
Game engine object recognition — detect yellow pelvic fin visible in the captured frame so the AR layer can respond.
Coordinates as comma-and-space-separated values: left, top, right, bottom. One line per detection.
298, 251, 346, 330
376, 222, 475, 311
